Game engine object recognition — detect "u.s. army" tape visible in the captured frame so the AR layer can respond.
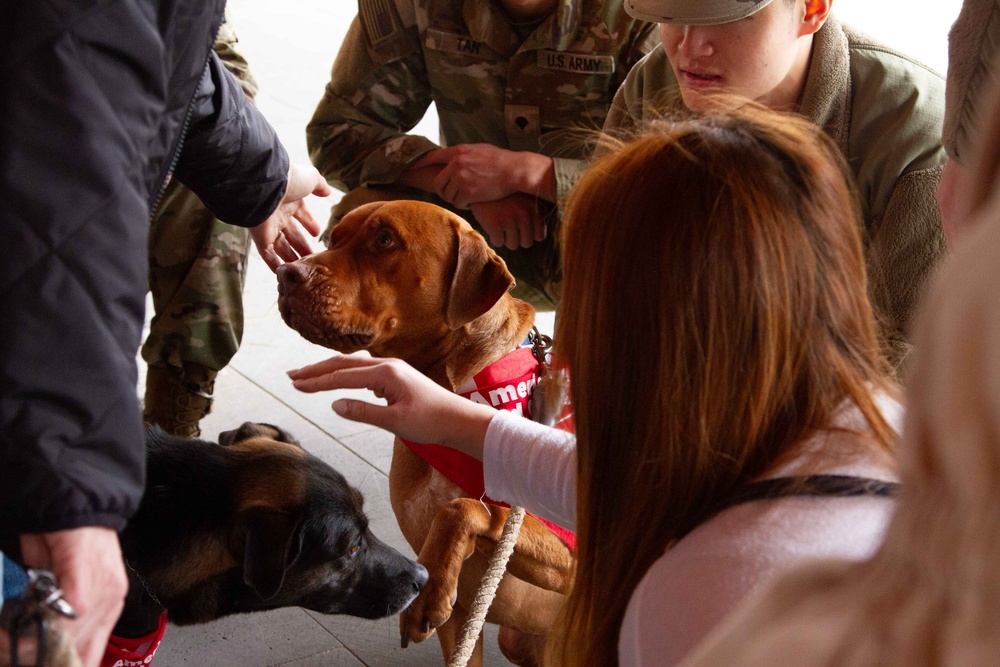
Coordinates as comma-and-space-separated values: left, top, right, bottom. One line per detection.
537, 50, 614, 75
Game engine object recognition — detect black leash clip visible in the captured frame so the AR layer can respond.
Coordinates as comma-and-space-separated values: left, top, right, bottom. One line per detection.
1, 569, 76, 667
526, 326, 552, 368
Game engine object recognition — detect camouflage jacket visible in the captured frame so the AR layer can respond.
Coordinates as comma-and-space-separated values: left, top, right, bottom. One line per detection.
215, 20, 259, 100
605, 16, 948, 368
307, 0, 657, 200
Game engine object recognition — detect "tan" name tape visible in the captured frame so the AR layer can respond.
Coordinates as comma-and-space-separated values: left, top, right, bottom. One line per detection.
425, 29, 491, 58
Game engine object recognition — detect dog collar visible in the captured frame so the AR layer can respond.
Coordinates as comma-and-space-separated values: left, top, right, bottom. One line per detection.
401, 346, 576, 549
102, 611, 167, 667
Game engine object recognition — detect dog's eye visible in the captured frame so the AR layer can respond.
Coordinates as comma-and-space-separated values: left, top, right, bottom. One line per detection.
348, 545, 360, 559
375, 229, 394, 249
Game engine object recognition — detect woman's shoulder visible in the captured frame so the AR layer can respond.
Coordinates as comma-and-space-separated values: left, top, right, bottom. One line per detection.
620, 490, 895, 665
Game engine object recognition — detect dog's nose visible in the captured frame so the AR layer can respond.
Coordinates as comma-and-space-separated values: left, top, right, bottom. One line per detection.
412, 563, 429, 593
277, 261, 312, 289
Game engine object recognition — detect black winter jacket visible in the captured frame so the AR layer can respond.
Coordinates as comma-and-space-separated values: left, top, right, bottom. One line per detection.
0, 0, 289, 558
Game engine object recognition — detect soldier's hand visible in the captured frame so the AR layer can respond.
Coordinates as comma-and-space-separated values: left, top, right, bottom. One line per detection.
415, 145, 556, 209
251, 163, 332, 271
470, 194, 546, 250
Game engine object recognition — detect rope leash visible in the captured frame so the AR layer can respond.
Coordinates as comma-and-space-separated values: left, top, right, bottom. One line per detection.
447, 506, 526, 667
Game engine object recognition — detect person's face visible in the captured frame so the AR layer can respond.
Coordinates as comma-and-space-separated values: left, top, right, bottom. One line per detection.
660, 0, 812, 110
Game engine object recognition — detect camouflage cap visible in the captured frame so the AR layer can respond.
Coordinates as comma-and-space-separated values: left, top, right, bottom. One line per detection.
623, 0, 774, 25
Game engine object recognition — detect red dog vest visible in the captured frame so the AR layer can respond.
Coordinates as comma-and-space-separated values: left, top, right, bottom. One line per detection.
401, 347, 576, 549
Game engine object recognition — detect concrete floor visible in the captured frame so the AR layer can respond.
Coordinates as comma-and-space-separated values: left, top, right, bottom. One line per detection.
145, 1, 551, 665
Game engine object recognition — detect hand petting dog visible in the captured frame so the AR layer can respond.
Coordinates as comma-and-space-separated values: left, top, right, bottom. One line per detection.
290, 354, 495, 460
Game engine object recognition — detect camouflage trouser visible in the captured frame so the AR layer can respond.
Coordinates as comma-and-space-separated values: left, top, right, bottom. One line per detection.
325, 187, 562, 310
141, 178, 250, 374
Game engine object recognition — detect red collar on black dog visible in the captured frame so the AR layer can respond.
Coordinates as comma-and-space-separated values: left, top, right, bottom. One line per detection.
103, 611, 167, 667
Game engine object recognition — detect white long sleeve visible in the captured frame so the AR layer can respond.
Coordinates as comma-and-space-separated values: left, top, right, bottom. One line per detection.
482, 410, 577, 530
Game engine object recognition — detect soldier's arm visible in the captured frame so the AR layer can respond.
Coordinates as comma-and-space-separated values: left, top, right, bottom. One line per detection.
306, 15, 436, 193
864, 166, 947, 371
848, 47, 949, 371
601, 82, 641, 151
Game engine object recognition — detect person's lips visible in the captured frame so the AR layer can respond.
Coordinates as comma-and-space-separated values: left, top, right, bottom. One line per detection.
680, 68, 723, 88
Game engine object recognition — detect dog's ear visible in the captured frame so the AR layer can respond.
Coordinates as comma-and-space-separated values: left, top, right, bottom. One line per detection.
219, 422, 256, 447
240, 507, 303, 601
445, 225, 515, 328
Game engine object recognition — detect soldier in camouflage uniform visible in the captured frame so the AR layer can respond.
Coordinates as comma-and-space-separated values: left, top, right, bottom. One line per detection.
141, 22, 257, 437
307, 0, 657, 307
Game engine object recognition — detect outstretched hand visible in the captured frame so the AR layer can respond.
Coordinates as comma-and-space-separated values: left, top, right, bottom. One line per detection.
251, 163, 333, 271
288, 354, 495, 459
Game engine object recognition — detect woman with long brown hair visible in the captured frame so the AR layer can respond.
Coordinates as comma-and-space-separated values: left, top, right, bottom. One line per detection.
289, 104, 901, 666
674, 57, 1000, 667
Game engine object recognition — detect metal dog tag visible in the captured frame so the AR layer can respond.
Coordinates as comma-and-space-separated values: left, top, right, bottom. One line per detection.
529, 367, 570, 427
526, 327, 571, 428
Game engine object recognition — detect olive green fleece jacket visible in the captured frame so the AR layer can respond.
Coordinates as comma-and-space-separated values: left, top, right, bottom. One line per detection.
604, 16, 948, 369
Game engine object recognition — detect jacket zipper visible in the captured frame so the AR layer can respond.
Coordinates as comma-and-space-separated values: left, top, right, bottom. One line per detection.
148, 13, 225, 222
148, 68, 201, 222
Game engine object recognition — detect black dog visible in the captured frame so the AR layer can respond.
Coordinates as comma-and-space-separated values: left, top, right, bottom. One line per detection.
112, 422, 428, 639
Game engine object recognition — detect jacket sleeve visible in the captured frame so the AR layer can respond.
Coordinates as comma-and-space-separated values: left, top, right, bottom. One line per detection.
306, 16, 437, 192
601, 48, 657, 146
847, 46, 949, 370
0, 1, 169, 554
172, 51, 289, 228
865, 166, 948, 369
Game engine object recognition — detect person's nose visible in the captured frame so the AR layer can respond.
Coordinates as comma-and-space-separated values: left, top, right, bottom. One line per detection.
677, 26, 714, 59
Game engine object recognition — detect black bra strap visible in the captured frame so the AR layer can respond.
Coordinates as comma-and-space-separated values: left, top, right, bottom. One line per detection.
723, 474, 900, 512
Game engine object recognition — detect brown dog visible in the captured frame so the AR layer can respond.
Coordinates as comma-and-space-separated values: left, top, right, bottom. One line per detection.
277, 201, 574, 666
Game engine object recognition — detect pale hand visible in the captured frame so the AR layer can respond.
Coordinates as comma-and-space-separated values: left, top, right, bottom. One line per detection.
288, 354, 495, 459
413, 145, 556, 209
1, 528, 128, 667
251, 163, 333, 271
470, 194, 547, 250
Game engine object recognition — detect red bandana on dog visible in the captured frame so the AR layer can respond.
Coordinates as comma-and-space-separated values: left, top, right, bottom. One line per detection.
401, 346, 576, 549
102, 611, 166, 667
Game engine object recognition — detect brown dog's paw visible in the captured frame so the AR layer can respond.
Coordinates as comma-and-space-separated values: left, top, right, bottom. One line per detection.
398, 578, 457, 648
